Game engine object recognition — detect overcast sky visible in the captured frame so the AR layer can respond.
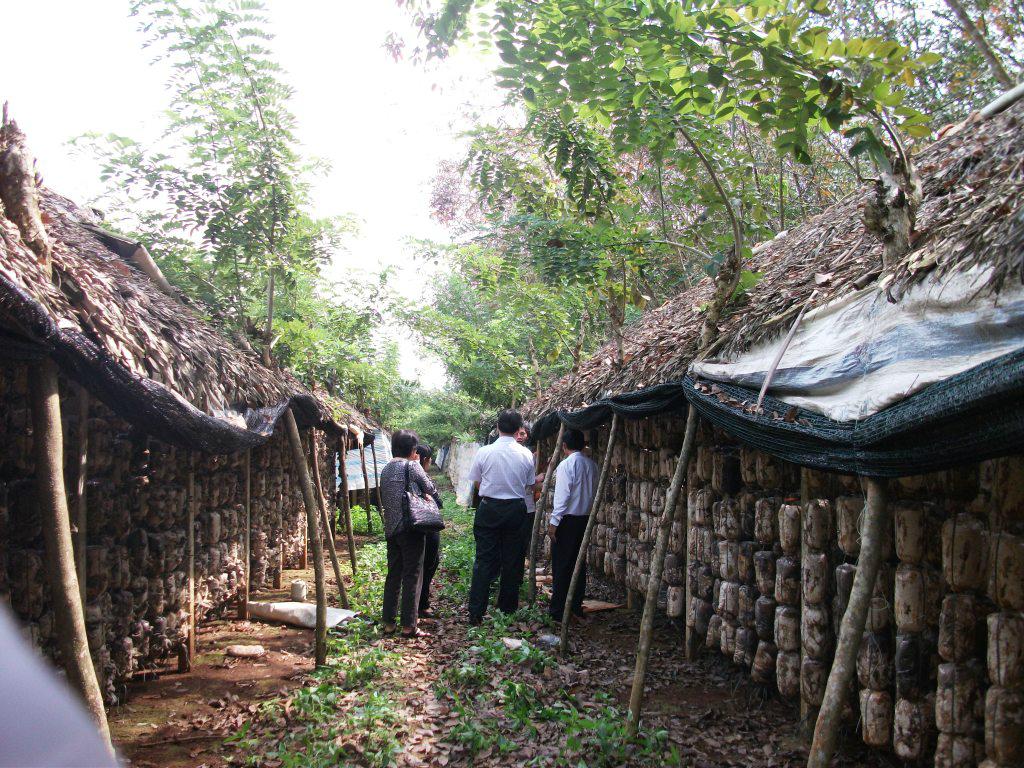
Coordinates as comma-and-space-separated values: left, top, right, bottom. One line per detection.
4, 1, 500, 388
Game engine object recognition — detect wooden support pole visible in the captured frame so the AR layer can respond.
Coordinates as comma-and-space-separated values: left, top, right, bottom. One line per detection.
299, 431, 309, 571
560, 414, 620, 655
29, 359, 112, 752
187, 457, 196, 662
74, 387, 88, 605
528, 423, 566, 604
310, 432, 349, 609
284, 410, 327, 666
239, 448, 251, 620
359, 434, 372, 534
371, 437, 384, 513
627, 405, 698, 736
340, 433, 358, 574
808, 478, 890, 768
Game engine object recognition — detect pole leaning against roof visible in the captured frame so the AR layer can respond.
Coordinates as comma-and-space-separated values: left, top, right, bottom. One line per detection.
560, 414, 620, 655
808, 478, 890, 768
310, 431, 349, 609
29, 358, 113, 753
628, 406, 699, 736
284, 409, 328, 666
528, 423, 566, 604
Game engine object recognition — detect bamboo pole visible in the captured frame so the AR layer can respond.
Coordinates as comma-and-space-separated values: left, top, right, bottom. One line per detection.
808, 478, 890, 768
29, 359, 112, 752
284, 410, 327, 666
559, 415, 620, 655
359, 434, 373, 534
239, 448, 251, 620
187, 457, 196, 662
627, 406, 699, 736
528, 423, 566, 604
74, 387, 89, 605
310, 432, 349, 609
340, 433, 358, 573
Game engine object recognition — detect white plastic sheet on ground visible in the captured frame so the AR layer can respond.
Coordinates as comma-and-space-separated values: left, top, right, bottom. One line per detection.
691, 267, 1024, 422
246, 601, 356, 630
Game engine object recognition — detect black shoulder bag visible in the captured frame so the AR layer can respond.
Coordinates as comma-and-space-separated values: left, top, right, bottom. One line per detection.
403, 461, 445, 533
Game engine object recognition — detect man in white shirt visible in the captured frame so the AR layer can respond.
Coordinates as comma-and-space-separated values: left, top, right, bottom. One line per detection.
547, 428, 598, 621
467, 409, 536, 623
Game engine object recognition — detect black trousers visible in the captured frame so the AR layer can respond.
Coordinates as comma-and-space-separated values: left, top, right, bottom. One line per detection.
468, 497, 529, 620
549, 515, 588, 620
382, 530, 426, 629
419, 530, 440, 611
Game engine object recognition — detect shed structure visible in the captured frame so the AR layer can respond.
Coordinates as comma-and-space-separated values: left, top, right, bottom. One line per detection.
0, 117, 367, 706
526, 99, 1024, 766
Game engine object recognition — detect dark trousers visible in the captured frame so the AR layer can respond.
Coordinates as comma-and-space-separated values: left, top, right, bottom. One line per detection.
468, 497, 529, 620
382, 530, 426, 629
419, 530, 440, 611
549, 515, 588, 620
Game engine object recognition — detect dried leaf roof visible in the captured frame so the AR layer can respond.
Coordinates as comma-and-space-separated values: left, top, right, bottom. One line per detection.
0, 121, 358, 451
527, 99, 1024, 417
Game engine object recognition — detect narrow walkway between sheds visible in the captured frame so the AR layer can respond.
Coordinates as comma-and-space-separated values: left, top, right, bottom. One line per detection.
112, 476, 893, 768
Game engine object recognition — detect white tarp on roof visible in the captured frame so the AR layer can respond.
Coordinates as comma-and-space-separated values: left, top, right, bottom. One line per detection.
690, 267, 1024, 422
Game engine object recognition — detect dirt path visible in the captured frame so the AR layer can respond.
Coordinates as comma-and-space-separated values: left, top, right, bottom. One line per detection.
112, 482, 892, 768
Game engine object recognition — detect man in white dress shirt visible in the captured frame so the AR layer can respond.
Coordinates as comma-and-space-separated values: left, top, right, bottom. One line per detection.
546, 428, 598, 621
467, 409, 536, 623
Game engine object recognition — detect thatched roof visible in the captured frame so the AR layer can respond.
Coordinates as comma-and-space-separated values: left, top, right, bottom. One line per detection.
0, 116, 353, 452
527, 98, 1024, 418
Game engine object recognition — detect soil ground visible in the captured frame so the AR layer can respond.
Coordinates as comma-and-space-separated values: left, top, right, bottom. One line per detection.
110, 479, 894, 768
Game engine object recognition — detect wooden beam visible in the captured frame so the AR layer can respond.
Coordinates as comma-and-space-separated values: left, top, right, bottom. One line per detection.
310, 431, 349, 609
371, 437, 383, 514
628, 405, 698, 736
29, 358, 112, 752
283, 410, 327, 666
528, 424, 565, 604
560, 415, 620, 654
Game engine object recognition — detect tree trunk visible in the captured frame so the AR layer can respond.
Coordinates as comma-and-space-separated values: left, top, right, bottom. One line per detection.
339, 434, 358, 573
359, 435, 373, 534
808, 478, 890, 768
261, 269, 275, 367
29, 359, 112, 751
309, 432, 349, 609
943, 0, 1014, 88
528, 424, 566, 604
284, 410, 327, 666
627, 406, 698, 736
560, 415, 620, 655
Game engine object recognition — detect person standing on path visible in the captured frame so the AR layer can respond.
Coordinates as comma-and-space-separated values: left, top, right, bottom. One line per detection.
547, 429, 598, 622
467, 409, 536, 624
415, 443, 443, 618
379, 430, 439, 638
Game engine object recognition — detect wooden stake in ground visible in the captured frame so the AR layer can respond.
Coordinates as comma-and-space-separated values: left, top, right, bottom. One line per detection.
371, 437, 384, 513
528, 423, 566, 604
239, 448, 251, 620
560, 414, 620, 655
808, 478, 890, 768
359, 434, 373, 534
74, 387, 89, 605
339, 433, 358, 573
29, 358, 112, 752
284, 409, 328, 666
309, 431, 349, 609
187, 458, 197, 662
627, 406, 699, 736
